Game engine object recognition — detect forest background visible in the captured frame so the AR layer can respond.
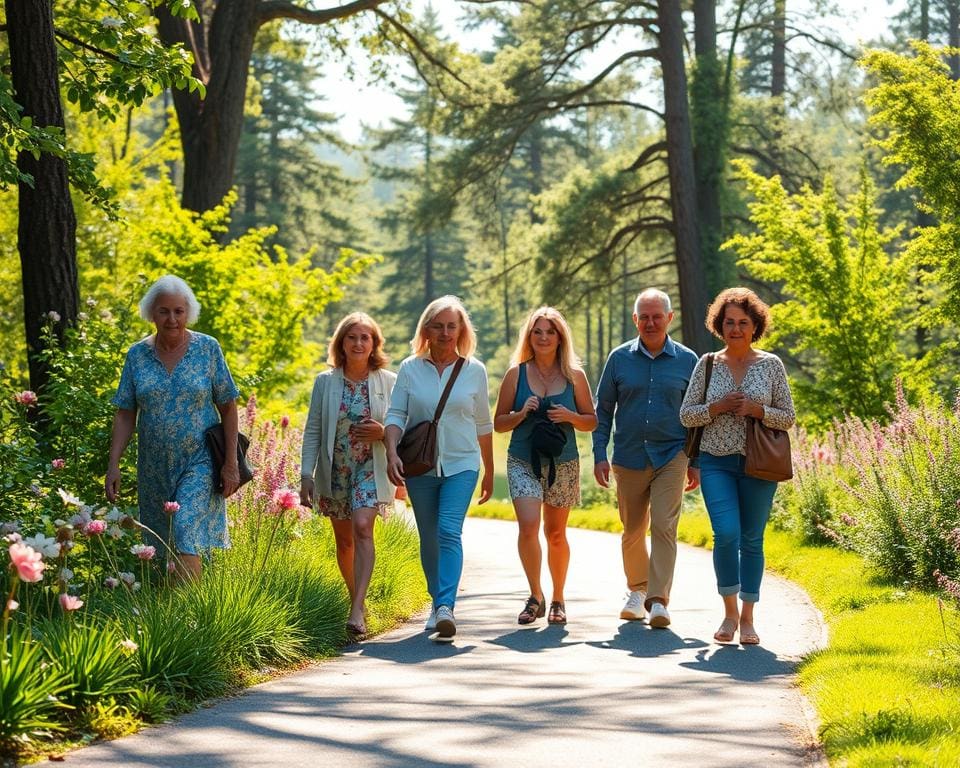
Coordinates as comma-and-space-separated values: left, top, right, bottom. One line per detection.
6, 0, 960, 431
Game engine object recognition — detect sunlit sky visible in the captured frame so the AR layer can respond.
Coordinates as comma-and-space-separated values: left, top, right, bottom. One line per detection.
314, 0, 905, 142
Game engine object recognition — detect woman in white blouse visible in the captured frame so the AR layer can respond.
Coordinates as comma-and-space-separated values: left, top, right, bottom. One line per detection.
385, 296, 494, 640
679, 288, 795, 646
300, 313, 396, 640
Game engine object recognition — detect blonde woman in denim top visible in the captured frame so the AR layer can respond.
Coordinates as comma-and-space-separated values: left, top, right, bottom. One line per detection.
680, 288, 795, 646
494, 307, 597, 626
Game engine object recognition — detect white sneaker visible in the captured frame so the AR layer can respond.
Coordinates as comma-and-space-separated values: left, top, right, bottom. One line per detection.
648, 602, 671, 628
435, 605, 456, 638
424, 606, 437, 632
620, 591, 647, 620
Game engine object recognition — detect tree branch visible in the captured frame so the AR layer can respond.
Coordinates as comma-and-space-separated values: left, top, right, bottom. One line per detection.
256, 0, 386, 26
55, 28, 128, 66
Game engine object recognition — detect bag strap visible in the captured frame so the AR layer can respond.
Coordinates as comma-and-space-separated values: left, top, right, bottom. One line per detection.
431, 357, 466, 424
701, 353, 714, 403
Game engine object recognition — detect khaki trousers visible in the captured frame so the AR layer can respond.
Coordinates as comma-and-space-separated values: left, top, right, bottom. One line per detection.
613, 451, 688, 608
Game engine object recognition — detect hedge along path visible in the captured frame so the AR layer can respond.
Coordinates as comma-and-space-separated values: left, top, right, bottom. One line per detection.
65, 517, 826, 768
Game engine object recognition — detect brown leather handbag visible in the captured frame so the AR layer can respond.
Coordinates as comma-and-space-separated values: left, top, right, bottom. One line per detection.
744, 417, 793, 482
397, 357, 465, 477
683, 353, 714, 459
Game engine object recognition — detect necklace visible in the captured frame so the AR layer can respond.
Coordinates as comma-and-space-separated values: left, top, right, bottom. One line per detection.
156, 333, 189, 355
532, 361, 563, 389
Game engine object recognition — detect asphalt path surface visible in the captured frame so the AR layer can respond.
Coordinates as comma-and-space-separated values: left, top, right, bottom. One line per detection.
64, 517, 827, 768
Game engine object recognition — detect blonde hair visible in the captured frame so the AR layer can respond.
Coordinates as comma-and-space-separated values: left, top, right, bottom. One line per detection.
327, 312, 389, 370
510, 306, 582, 383
411, 296, 478, 358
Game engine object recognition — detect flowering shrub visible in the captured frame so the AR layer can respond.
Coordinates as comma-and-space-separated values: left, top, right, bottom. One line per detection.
795, 383, 960, 589
772, 427, 853, 545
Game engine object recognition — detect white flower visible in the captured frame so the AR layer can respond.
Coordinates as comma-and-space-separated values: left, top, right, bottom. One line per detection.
85, 297, 98, 308
119, 639, 138, 653
47, 311, 61, 322
105, 507, 122, 523
118, 571, 136, 586
78, 312, 88, 322
100, 16, 123, 28
22, 533, 61, 559
108, 525, 124, 540
59, 567, 74, 582
57, 488, 84, 508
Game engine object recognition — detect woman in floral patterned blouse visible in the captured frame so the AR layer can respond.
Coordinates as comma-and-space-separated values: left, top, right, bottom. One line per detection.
300, 313, 396, 639
680, 288, 795, 646
106, 275, 241, 582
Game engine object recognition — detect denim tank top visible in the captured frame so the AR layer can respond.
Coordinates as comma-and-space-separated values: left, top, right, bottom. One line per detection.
507, 362, 579, 463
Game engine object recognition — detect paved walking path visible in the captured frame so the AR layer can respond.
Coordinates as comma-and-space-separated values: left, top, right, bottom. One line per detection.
64, 517, 826, 767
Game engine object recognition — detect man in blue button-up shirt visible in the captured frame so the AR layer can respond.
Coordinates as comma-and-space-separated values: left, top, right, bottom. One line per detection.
593, 289, 699, 629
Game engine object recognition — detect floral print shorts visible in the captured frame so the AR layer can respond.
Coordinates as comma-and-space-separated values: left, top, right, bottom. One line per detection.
507, 455, 581, 508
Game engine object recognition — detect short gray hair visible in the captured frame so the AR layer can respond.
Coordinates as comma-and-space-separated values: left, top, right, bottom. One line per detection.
139, 275, 201, 324
633, 288, 672, 315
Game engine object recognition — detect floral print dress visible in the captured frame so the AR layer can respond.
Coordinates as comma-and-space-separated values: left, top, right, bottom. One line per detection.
112, 332, 239, 554
318, 377, 389, 520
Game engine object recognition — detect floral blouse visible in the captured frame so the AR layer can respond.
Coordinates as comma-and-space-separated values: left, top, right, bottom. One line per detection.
679, 352, 796, 457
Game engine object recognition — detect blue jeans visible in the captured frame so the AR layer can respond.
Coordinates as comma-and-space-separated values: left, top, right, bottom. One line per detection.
699, 453, 778, 603
405, 470, 478, 609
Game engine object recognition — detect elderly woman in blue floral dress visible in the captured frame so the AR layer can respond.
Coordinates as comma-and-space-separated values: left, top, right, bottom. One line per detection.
106, 275, 241, 581
300, 312, 396, 639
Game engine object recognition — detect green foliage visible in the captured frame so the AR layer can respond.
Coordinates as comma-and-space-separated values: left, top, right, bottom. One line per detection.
0, 0, 203, 209
726, 163, 907, 429
863, 43, 960, 328
0, 626, 71, 747
40, 620, 136, 709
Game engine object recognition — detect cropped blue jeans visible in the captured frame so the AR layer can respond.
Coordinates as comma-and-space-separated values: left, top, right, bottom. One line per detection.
405, 470, 478, 610
699, 452, 778, 603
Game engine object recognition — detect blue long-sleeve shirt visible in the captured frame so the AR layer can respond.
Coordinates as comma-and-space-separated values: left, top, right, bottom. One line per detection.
592, 335, 698, 470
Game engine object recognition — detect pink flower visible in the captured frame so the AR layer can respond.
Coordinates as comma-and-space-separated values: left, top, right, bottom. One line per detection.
6, 599, 19, 612
130, 544, 156, 560
51, 458, 65, 470
83, 520, 107, 536
59, 593, 83, 612
280, 415, 290, 430
163, 501, 180, 515
103, 577, 120, 589
271, 488, 299, 515
14, 390, 37, 407
8, 543, 45, 582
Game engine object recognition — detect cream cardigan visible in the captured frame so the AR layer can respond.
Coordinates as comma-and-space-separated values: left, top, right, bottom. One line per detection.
300, 367, 397, 504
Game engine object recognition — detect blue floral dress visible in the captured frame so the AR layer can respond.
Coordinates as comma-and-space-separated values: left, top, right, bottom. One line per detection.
112, 332, 240, 554
318, 377, 389, 520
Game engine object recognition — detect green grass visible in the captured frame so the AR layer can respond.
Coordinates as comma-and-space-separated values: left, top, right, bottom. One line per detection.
471, 486, 960, 766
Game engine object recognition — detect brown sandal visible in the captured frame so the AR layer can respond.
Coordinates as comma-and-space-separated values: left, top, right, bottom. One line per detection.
548, 601, 567, 625
518, 595, 545, 625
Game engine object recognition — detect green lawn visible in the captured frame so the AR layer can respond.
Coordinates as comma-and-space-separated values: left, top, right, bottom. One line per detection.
471, 485, 960, 766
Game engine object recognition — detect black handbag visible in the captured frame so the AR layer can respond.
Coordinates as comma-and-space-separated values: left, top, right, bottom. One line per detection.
397, 357, 465, 477
204, 424, 254, 492
683, 353, 714, 459
530, 412, 568, 487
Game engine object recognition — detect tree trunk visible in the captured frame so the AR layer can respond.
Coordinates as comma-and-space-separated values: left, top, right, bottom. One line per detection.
771, 0, 787, 100
949, 0, 960, 80
6, 0, 79, 396
659, 0, 711, 352
157, 0, 259, 212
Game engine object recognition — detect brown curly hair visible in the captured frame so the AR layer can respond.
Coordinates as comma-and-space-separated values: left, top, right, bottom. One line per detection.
705, 287, 771, 342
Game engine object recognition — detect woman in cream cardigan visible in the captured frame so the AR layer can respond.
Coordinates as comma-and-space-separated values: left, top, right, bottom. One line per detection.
300, 312, 396, 639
